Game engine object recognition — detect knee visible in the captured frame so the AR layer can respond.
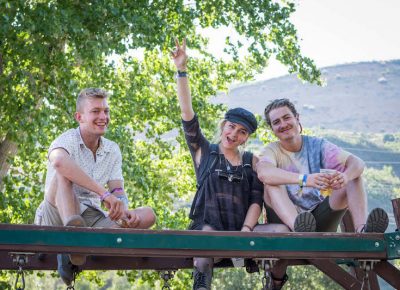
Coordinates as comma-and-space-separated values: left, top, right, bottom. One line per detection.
137, 206, 156, 228
146, 207, 157, 227
55, 173, 72, 188
194, 257, 213, 272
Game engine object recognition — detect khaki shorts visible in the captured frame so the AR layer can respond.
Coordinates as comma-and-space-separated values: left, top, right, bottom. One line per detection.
34, 200, 119, 228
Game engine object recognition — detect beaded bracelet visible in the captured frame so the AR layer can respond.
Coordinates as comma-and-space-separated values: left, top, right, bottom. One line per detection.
100, 191, 111, 202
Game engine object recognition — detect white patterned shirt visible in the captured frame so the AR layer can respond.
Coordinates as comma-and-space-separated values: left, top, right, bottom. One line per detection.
45, 127, 123, 213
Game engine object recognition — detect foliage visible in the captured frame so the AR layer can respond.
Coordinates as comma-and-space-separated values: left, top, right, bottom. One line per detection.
0, 0, 323, 288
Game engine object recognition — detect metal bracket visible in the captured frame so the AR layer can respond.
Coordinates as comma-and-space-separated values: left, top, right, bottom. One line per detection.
10, 252, 35, 267
10, 252, 34, 290
160, 270, 175, 289
385, 232, 400, 259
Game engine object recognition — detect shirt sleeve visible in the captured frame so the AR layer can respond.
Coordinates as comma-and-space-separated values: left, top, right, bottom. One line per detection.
321, 139, 351, 172
258, 145, 278, 167
182, 114, 210, 165
48, 130, 77, 159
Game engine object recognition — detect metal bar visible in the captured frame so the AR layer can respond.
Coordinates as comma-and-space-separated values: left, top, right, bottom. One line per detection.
373, 261, 400, 289
309, 259, 361, 290
0, 224, 390, 260
0, 252, 193, 270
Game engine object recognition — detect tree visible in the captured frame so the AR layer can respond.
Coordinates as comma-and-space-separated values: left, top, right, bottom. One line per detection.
0, 0, 321, 287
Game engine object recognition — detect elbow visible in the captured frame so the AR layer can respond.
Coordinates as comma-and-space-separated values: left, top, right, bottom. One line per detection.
359, 159, 366, 173
354, 155, 366, 174
50, 154, 66, 170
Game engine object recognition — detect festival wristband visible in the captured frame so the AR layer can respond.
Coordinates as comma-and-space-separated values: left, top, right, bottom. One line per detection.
177, 70, 188, 77
298, 174, 304, 187
111, 187, 124, 194
100, 191, 111, 202
302, 174, 308, 187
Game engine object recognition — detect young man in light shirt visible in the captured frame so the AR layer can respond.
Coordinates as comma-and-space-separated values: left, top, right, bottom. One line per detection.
35, 88, 156, 286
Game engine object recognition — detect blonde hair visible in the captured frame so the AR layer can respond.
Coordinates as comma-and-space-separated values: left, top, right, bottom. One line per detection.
76, 88, 109, 112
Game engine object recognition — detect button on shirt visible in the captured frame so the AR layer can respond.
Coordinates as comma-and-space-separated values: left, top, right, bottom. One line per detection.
45, 127, 123, 214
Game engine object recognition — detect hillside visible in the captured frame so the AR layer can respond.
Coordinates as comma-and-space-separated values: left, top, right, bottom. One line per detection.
217, 60, 400, 133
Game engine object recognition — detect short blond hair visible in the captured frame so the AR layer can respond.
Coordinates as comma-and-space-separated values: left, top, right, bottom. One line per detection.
76, 88, 109, 112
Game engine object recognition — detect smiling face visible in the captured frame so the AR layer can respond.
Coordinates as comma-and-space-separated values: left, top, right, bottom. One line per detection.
75, 97, 110, 137
268, 106, 301, 142
220, 121, 250, 150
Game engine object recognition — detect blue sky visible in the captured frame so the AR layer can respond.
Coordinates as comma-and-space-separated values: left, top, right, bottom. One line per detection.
203, 0, 400, 80
263, 0, 400, 79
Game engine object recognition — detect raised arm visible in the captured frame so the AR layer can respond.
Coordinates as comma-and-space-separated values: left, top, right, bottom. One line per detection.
171, 38, 195, 121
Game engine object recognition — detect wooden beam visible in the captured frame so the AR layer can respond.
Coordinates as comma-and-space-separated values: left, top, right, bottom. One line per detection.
0, 224, 391, 260
373, 261, 400, 289
392, 198, 400, 230
309, 259, 361, 290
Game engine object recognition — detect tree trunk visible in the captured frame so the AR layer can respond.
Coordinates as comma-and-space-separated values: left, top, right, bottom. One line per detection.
0, 133, 18, 191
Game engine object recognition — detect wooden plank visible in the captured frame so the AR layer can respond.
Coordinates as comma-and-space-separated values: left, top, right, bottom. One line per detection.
0, 224, 389, 260
309, 259, 361, 290
373, 261, 400, 289
392, 198, 400, 230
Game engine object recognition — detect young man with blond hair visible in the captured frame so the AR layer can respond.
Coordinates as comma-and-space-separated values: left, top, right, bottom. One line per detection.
35, 88, 156, 286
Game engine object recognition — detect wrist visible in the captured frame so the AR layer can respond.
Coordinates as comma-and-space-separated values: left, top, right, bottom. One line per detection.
100, 191, 111, 202
299, 174, 307, 188
298, 174, 304, 186
176, 70, 188, 78
111, 187, 124, 194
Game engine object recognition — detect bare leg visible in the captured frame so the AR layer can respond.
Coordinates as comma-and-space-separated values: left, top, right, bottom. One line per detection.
330, 176, 367, 232
194, 224, 215, 271
265, 185, 298, 231
253, 223, 290, 233
193, 225, 214, 289
254, 223, 290, 287
54, 173, 81, 225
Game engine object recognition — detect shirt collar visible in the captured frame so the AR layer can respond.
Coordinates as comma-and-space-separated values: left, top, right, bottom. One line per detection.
75, 127, 111, 153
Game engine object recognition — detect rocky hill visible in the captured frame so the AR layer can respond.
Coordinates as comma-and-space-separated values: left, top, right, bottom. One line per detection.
217, 60, 400, 133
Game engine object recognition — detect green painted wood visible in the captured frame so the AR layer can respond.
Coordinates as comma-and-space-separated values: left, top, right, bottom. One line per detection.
0, 226, 387, 253
384, 231, 400, 259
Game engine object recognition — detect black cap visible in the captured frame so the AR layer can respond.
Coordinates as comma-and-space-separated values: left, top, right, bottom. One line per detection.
224, 108, 257, 134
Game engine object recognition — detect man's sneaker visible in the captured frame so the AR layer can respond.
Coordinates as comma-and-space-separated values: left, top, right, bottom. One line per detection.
64, 215, 87, 265
193, 267, 212, 290
57, 254, 78, 286
363, 208, 389, 233
294, 212, 316, 232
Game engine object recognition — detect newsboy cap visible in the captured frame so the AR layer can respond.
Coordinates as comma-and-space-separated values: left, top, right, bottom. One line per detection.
224, 107, 258, 134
